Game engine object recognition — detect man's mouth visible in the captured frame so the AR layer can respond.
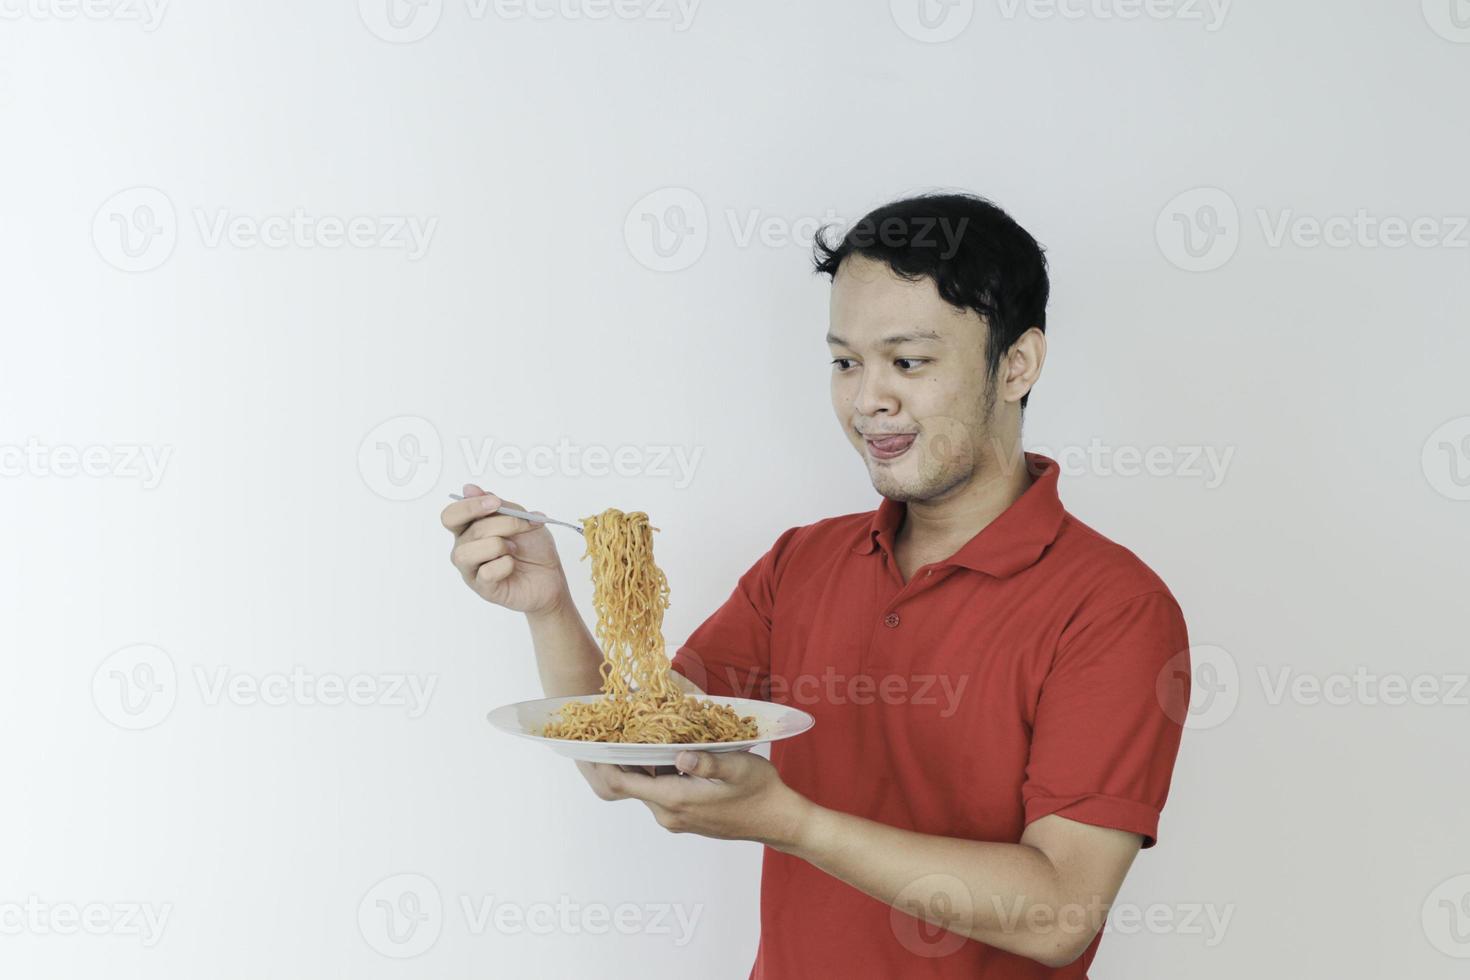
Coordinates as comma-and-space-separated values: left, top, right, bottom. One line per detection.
863, 432, 917, 460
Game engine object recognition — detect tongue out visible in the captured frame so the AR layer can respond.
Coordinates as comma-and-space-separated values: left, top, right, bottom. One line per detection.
868, 434, 916, 454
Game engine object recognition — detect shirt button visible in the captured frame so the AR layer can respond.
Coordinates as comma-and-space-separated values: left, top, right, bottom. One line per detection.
883, 612, 900, 628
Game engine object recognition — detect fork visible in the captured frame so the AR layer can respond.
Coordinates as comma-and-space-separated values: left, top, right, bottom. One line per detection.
447, 494, 585, 534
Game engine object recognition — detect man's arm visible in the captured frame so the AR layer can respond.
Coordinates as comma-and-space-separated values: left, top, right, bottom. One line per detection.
443, 485, 607, 699
603, 588, 1187, 966
790, 805, 1140, 967
599, 752, 1138, 968
523, 592, 606, 699
446, 485, 660, 791
445, 485, 713, 700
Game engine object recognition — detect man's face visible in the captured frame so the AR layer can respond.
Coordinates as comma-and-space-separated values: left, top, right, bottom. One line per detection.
828, 254, 998, 503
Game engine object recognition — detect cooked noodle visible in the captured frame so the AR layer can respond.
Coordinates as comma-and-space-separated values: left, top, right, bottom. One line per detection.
540, 508, 759, 744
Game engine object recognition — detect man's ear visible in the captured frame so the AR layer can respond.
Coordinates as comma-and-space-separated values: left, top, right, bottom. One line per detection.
1001, 327, 1047, 405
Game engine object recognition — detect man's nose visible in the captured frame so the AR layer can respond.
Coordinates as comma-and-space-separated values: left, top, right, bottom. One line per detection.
856, 368, 898, 416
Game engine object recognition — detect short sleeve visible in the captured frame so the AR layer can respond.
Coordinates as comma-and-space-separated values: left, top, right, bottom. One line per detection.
670, 526, 801, 700
1021, 591, 1190, 848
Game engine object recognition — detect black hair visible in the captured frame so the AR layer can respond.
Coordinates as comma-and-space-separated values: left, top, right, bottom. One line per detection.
812, 192, 1049, 408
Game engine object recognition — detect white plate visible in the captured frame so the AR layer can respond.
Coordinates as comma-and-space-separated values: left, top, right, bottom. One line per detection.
487, 694, 815, 765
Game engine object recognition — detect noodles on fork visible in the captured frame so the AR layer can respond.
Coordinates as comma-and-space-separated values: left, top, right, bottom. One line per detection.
539, 508, 759, 744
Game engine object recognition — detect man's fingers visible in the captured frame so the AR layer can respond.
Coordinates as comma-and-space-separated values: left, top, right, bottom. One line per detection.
616, 764, 679, 777
603, 766, 681, 806
674, 750, 731, 779
474, 554, 515, 586
440, 492, 503, 533
586, 763, 705, 809
451, 536, 513, 577
460, 512, 542, 542
590, 763, 640, 801
674, 749, 759, 780
642, 800, 685, 832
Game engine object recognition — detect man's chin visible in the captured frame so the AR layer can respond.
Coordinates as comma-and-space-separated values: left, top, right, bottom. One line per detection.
866, 465, 921, 502
867, 460, 973, 504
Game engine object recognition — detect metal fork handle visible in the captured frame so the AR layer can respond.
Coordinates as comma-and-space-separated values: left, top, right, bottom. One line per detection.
447, 494, 585, 534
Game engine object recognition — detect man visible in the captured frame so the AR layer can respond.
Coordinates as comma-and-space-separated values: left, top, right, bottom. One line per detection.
442, 193, 1190, 977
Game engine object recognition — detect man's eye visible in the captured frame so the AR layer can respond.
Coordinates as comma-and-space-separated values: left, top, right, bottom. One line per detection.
895, 358, 928, 371
831, 358, 855, 371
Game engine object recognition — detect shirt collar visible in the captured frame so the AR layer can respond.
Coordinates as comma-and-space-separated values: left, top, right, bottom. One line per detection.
852, 453, 1066, 578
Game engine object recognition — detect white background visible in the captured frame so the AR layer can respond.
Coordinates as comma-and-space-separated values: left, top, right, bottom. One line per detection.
2, 0, 1468, 976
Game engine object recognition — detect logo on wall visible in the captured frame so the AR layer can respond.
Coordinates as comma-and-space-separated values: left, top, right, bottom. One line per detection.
93, 644, 178, 730
360, 0, 444, 43
358, 415, 443, 501
93, 187, 178, 273
358, 873, 443, 957
891, 0, 976, 43
624, 187, 709, 272
1156, 187, 1239, 272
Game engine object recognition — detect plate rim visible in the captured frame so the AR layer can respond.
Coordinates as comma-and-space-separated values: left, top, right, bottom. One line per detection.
486, 692, 815, 751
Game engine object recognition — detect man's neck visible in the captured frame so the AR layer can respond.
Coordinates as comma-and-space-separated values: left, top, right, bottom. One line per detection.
894, 449, 1034, 565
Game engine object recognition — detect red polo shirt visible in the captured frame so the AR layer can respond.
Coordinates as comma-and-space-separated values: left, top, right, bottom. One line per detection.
671, 454, 1189, 979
